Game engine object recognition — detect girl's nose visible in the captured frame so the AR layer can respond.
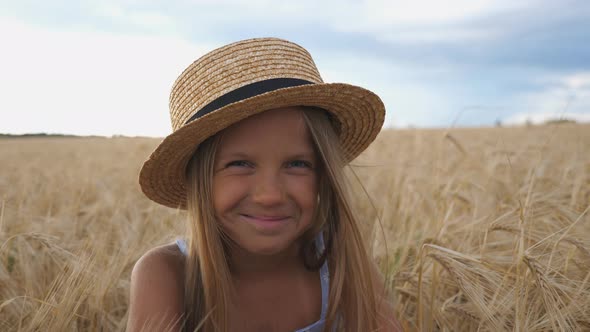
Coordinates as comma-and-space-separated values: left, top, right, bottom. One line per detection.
252, 173, 285, 206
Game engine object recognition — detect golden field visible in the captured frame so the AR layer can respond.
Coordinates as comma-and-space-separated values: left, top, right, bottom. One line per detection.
1, 124, 589, 331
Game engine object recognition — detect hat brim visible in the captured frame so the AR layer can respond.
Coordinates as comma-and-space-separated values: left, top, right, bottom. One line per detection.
139, 82, 385, 209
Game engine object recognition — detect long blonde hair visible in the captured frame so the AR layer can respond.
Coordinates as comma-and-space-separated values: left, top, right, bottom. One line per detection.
183, 107, 382, 331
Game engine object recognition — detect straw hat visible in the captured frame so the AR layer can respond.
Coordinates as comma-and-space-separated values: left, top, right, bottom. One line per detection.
140, 37, 385, 209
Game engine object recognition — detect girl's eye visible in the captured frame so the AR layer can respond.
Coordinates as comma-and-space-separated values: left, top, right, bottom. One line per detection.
226, 160, 252, 168
287, 160, 312, 169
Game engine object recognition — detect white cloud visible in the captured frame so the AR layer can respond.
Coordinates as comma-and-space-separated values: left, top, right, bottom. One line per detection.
2, 1, 585, 134
177, 0, 529, 24
0, 14, 464, 136
315, 53, 452, 127
559, 72, 590, 90
105, 0, 534, 43
92, 3, 179, 34
356, 0, 519, 24
324, 0, 533, 43
0, 18, 213, 136
376, 27, 494, 43
504, 71, 590, 125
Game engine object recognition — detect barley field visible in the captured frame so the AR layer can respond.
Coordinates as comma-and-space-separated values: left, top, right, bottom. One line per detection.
1, 124, 589, 331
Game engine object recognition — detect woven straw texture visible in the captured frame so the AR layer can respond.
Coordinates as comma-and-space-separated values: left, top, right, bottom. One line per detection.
140, 37, 385, 209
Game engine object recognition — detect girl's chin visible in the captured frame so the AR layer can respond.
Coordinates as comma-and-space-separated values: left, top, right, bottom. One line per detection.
228, 238, 301, 258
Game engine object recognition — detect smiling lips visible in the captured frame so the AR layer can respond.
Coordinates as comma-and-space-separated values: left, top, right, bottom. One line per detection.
240, 214, 292, 231
241, 214, 290, 222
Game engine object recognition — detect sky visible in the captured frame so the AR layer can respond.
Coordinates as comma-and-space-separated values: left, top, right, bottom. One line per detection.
1, 0, 589, 137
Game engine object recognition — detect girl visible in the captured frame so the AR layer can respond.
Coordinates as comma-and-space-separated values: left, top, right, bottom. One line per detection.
127, 38, 401, 331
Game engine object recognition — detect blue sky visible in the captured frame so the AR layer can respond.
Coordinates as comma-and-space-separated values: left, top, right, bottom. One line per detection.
1, 0, 589, 136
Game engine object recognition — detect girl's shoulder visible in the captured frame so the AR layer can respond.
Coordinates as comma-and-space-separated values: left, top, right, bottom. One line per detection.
133, 243, 186, 280
132, 242, 186, 289
126, 243, 185, 331
136, 242, 186, 271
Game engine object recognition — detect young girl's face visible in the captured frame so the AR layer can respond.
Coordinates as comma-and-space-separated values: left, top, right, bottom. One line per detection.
212, 107, 318, 257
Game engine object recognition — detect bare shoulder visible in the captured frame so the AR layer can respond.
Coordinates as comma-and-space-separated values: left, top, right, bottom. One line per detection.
126, 243, 186, 332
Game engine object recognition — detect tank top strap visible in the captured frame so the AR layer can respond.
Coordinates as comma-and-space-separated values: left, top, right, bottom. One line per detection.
175, 238, 188, 256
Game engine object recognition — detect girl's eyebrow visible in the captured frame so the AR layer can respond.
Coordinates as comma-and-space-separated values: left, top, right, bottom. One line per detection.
285, 152, 316, 160
217, 152, 250, 160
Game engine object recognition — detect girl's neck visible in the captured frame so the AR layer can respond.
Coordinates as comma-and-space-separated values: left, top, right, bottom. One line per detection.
227, 242, 304, 279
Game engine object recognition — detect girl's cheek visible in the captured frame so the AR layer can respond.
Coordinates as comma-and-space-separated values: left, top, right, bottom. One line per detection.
213, 176, 248, 211
288, 176, 318, 205
289, 173, 317, 191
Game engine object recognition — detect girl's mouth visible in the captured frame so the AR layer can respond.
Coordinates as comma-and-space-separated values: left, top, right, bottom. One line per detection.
240, 214, 291, 231
241, 214, 289, 221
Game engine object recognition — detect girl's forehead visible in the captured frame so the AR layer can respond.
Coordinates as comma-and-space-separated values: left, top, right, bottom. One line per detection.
217, 107, 313, 152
